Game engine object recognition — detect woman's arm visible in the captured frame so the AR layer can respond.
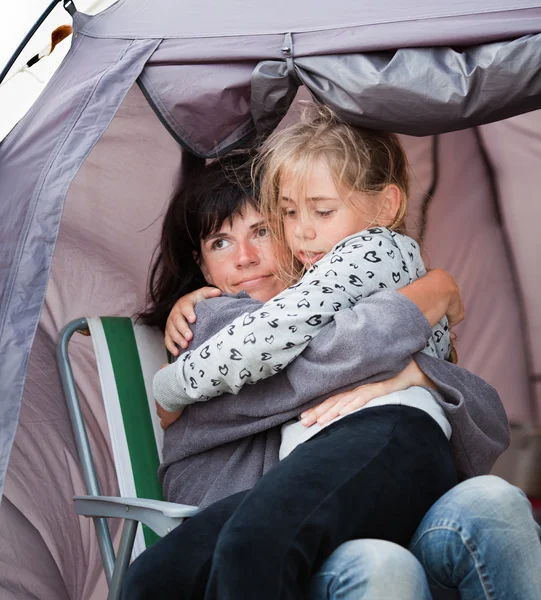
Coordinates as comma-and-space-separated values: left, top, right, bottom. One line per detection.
165, 286, 222, 353
155, 229, 428, 408
284, 269, 463, 426
159, 288, 508, 482
157, 289, 434, 429
154, 265, 456, 416
299, 359, 435, 426
414, 352, 509, 478
399, 268, 463, 328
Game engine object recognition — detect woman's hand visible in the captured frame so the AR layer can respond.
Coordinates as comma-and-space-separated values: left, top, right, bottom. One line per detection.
165, 286, 222, 355
300, 360, 436, 427
440, 270, 464, 328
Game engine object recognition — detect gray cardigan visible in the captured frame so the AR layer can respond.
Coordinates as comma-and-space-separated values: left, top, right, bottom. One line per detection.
159, 291, 509, 508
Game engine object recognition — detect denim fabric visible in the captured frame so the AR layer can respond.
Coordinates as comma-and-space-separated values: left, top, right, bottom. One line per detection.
410, 475, 541, 600
308, 476, 541, 600
309, 539, 432, 599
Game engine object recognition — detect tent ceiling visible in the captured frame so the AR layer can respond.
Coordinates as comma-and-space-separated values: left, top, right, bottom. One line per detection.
83, 0, 541, 42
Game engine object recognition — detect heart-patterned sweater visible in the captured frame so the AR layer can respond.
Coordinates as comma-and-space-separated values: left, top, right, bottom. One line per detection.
154, 227, 450, 411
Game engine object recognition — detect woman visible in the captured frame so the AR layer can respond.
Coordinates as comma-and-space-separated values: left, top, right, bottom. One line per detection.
126, 155, 540, 599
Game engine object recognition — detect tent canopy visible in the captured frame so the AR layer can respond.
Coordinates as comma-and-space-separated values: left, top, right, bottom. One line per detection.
82, 0, 541, 47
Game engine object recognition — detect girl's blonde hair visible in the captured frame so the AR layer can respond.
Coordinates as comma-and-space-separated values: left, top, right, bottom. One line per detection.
254, 102, 410, 282
254, 104, 458, 364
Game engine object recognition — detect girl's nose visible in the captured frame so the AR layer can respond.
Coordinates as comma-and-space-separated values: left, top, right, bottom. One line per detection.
295, 220, 316, 240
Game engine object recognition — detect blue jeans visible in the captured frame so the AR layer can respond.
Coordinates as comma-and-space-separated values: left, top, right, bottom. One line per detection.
309, 539, 431, 599
310, 476, 541, 600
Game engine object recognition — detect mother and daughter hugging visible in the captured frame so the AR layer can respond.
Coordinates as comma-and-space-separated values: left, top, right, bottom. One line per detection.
123, 104, 541, 599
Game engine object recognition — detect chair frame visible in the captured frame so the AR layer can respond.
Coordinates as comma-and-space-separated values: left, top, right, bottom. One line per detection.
56, 318, 198, 600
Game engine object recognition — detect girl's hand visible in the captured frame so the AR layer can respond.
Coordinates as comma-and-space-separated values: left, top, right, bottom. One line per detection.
300, 360, 436, 427
155, 364, 184, 429
165, 286, 222, 355
155, 401, 184, 430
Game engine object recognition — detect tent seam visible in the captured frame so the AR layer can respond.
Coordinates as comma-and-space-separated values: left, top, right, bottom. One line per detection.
1, 40, 134, 331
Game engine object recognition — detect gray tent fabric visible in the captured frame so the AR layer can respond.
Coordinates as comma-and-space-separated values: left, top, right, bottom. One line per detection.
2, 83, 183, 600
252, 34, 541, 137
81, 0, 541, 50
116, 29, 541, 157
138, 54, 256, 157
0, 11, 160, 499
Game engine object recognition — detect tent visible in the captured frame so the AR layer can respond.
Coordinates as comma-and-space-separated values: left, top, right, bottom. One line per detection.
1, 0, 541, 597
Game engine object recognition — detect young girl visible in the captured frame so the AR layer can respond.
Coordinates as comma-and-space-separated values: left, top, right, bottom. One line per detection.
149, 106, 458, 600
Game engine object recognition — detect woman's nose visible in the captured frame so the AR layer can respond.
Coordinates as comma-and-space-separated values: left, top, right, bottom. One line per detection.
235, 241, 259, 266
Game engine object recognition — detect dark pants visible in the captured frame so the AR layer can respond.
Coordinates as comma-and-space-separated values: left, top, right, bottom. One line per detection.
123, 406, 457, 600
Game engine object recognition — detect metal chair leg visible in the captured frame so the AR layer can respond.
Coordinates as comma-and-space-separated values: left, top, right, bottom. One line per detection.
107, 519, 138, 600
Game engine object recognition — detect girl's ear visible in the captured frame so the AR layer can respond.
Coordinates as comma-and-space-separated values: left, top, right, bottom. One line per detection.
379, 184, 403, 227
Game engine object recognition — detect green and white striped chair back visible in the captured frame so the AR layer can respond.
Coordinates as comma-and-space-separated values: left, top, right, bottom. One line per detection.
86, 317, 168, 557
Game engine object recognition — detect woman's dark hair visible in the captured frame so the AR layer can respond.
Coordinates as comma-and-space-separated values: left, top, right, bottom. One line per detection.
139, 153, 258, 331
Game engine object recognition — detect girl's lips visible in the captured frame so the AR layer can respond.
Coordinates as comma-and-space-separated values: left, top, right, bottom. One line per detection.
299, 251, 325, 266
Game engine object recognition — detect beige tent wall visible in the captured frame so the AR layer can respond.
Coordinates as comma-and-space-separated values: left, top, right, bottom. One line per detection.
480, 113, 541, 418
402, 130, 532, 423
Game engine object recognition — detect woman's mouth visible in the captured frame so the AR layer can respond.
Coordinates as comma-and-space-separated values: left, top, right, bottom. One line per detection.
236, 274, 273, 289
298, 251, 325, 266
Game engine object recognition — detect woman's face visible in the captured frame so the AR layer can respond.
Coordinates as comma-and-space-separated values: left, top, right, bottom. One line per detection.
198, 204, 284, 302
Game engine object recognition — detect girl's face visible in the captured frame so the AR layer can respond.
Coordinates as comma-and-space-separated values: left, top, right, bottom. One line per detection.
198, 204, 284, 302
280, 160, 383, 267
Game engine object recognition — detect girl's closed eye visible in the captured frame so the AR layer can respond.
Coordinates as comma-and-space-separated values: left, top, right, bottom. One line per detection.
316, 210, 335, 218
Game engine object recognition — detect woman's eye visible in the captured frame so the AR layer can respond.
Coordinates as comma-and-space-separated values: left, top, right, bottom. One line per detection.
316, 210, 334, 218
257, 227, 269, 238
212, 239, 231, 250
283, 209, 296, 218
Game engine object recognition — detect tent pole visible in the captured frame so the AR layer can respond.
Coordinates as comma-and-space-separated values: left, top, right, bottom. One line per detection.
0, 0, 76, 86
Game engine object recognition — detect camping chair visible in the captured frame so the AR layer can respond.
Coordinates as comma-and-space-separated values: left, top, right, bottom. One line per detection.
56, 316, 199, 600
